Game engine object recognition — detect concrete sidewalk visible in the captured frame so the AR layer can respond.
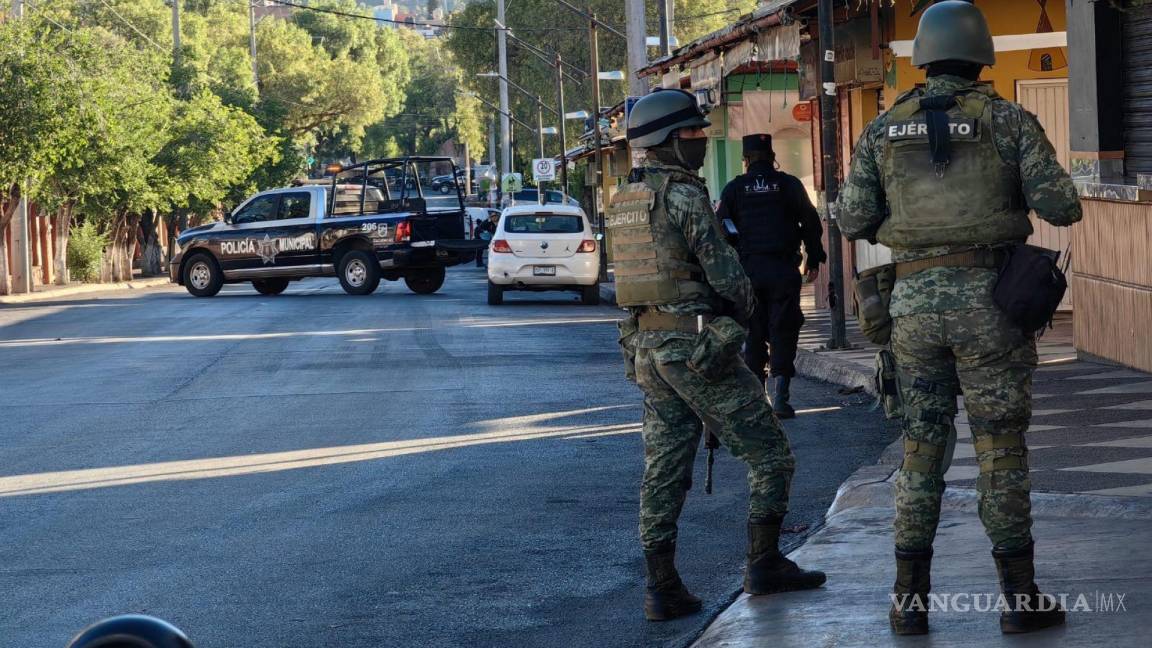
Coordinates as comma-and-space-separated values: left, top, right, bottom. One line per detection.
0, 277, 170, 304
691, 288, 1152, 647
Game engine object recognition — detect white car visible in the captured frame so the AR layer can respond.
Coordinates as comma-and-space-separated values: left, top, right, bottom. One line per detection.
486, 204, 601, 305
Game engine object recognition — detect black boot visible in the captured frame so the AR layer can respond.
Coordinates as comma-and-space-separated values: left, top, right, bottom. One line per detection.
993, 542, 1065, 634
772, 376, 796, 419
744, 517, 826, 594
643, 543, 702, 621
889, 548, 932, 635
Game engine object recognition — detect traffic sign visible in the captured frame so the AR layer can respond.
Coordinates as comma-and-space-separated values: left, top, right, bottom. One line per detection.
501, 173, 523, 194
532, 158, 556, 182
792, 103, 813, 122
306, 155, 316, 166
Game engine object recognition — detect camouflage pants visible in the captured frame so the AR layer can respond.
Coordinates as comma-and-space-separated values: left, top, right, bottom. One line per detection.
634, 338, 795, 551
891, 308, 1037, 552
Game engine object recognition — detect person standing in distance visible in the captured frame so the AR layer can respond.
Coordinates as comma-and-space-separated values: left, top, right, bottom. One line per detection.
609, 89, 825, 622
837, 1, 1081, 636
717, 134, 826, 418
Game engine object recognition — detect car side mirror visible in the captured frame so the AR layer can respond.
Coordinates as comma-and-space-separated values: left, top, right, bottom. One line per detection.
223, 213, 233, 225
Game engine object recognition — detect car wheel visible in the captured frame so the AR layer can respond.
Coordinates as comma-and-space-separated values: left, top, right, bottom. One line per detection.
581, 284, 600, 306
487, 280, 504, 305
183, 253, 223, 297
338, 250, 381, 295
439, 184, 452, 195
252, 278, 290, 295
404, 267, 446, 294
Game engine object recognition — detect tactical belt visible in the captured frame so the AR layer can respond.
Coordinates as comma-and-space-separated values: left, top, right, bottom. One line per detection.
894, 249, 1007, 280
637, 311, 713, 333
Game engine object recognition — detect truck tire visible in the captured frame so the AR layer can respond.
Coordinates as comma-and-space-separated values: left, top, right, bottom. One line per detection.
252, 278, 289, 295
581, 284, 600, 306
338, 250, 381, 295
405, 267, 446, 294
487, 280, 504, 305
183, 253, 223, 297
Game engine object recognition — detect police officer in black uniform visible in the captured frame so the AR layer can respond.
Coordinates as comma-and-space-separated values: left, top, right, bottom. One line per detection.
717, 134, 826, 418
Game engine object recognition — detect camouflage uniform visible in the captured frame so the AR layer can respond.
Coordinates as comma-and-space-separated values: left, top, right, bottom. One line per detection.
618, 157, 795, 552
838, 75, 1082, 552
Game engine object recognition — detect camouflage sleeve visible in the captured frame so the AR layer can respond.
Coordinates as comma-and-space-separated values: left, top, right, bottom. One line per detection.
837, 118, 889, 241
667, 182, 755, 322
1009, 106, 1082, 227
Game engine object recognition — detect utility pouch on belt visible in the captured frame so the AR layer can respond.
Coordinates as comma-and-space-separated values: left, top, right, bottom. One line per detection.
854, 263, 896, 345
617, 316, 639, 383
992, 244, 1067, 333
686, 316, 746, 381
874, 349, 903, 420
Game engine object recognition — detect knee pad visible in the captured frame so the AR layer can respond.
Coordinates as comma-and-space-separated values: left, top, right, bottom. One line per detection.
974, 432, 1029, 474
901, 438, 946, 474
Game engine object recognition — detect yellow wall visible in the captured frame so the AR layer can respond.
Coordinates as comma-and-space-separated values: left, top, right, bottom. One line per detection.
885, 0, 1069, 106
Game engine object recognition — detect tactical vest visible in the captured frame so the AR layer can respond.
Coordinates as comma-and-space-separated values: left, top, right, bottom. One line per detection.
730, 170, 801, 257
877, 87, 1032, 250
606, 170, 715, 307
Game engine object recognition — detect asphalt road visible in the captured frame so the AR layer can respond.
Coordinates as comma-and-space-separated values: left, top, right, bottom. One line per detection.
0, 268, 896, 648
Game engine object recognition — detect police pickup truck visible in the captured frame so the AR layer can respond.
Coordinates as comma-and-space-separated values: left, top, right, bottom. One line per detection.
170, 156, 485, 297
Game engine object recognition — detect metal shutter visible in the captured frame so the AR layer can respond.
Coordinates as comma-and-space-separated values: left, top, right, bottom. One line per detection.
1123, 4, 1152, 182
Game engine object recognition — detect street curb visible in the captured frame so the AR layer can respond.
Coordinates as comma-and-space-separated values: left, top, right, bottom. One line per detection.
795, 346, 877, 396
0, 277, 171, 304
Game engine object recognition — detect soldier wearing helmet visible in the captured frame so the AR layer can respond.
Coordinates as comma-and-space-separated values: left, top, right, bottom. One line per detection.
609, 88, 825, 622
837, 0, 1081, 636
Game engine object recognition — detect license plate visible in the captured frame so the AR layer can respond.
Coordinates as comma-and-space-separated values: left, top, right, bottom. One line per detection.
533, 266, 556, 276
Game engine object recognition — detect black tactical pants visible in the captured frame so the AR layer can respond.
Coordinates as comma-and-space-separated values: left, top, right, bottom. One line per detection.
744, 262, 804, 382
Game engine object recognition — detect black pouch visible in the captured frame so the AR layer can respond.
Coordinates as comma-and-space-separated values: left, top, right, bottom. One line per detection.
853, 263, 896, 345
686, 316, 747, 381
992, 244, 1067, 333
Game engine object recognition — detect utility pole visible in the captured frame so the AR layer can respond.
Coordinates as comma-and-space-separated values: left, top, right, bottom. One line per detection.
9, 0, 31, 294
589, 11, 608, 282
496, 0, 511, 179
625, 0, 647, 96
555, 52, 569, 200
171, 0, 181, 66
658, 0, 673, 57
535, 97, 545, 205
818, 0, 848, 349
249, 1, 260, 90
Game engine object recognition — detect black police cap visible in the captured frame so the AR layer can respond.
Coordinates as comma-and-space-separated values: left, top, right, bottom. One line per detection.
742, 134, 773, 155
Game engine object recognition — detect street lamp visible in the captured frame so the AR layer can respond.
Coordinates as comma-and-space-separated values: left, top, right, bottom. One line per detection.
597, 71, 626, 81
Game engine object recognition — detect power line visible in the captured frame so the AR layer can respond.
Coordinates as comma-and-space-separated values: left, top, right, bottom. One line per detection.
264, 0, 560, 33
94, 0, 168, 53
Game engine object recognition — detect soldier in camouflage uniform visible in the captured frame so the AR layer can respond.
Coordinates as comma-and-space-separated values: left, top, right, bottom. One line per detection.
837, 1, 1081, 636
611, 89, 825, 622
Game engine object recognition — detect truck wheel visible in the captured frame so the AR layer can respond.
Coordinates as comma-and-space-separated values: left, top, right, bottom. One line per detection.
183, 253, 223, 297
487, 280, 504, 305
338, 250, 381, 295
252, 278, 289, 295
581, 284, 600, 306
405, 267, 446, 294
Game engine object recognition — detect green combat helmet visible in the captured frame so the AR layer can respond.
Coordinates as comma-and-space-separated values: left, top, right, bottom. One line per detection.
911, 0, 995, 68
626, 89, 711, 148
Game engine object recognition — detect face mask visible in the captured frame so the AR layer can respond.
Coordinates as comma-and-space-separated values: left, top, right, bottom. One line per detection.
673, 137, 709, 170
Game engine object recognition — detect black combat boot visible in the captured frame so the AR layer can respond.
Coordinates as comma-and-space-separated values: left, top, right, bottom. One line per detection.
993, 542, 1065, 634
772, 376, 796, 419
889, 548, 932, 635
644, 543, 702, 621
744, 517, 826, 594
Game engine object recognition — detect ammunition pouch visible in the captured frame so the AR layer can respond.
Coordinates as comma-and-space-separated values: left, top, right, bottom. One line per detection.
992, 244, 1067, 333
618, 316, 640, 383
686, 316, 747, 381
854, 264, 896, 345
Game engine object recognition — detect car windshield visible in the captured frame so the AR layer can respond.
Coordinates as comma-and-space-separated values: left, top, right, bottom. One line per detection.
504, 214, 583, 234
